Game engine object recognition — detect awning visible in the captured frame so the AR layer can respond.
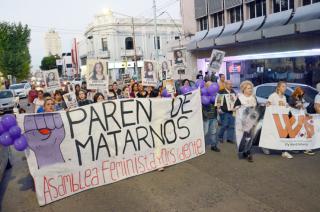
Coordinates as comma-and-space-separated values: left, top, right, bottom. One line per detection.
220, 22, 243, 37
238, 16, 265, 33
289, 3, 320, 24
260, 9, 293, 30
206, 26, 224, 39
186, 30, 208, 50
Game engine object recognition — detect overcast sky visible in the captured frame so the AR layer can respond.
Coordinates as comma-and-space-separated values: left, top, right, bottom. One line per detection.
0, 0, 181, 70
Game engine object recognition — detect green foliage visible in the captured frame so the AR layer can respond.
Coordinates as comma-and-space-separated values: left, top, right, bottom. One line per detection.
40, 55, 60, 70
0, 22, 31, 80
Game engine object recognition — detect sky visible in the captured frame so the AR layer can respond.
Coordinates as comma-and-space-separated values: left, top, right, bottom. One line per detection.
0, 0, 181, 71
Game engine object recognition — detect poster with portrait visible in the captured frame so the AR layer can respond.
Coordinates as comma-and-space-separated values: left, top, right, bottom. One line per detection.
163, 79, 176, 94
173, 49, 187, 78
43, 69, 60, 92
142, 60, 158, 86
159, 60, 173, 80
208, 49, 225, 73
86, 59, 108, 90
63, 92, 78, 109
214, 93, 237, 111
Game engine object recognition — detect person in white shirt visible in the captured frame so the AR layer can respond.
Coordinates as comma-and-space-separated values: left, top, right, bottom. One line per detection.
266, 81, 293, 159
33, 90, 44, 113
315, 83, 320, 114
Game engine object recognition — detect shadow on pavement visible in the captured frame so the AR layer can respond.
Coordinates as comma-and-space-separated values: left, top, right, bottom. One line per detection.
18, 174, 35, 192
0, 168, 15, 210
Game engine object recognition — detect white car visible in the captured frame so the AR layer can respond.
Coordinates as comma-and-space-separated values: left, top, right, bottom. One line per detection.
254, 83, 318, 107
9, 83, 31, 98
0, 90, 19, 114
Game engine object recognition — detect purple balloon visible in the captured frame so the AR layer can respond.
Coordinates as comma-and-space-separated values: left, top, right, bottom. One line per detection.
201, 87, 208, 96
180, 85, 191, 94
195, 79, 205, 88
162, 88, 169, 97
0, 122, 5, 135
1, 114, 17, 129
9, 126, 22, 139
210, 95, 216, 104
207, 83, 220, 96
14, 135, 28, 151
0, 132, 14, 147
201, 96, 211, 106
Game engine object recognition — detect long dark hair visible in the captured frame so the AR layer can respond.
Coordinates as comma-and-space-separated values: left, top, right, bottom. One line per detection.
92, 62, 105, 80
93, 92, 105, 103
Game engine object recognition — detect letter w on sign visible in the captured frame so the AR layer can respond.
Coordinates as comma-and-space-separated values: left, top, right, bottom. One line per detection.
272, 114, 314, 139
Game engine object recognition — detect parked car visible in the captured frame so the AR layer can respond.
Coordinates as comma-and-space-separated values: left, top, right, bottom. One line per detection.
0, 90, 19, 114
0, 146, 11, 182
254, 83, 318, 107
9, 83, 31, 98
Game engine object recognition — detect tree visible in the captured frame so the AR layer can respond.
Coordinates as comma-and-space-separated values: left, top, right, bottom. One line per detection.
40, 55, 60, 70
0, 22, 31, 80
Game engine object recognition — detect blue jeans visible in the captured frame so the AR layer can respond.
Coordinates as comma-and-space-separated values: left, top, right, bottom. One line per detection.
203, 119, 218, 147
218, 112, 235, 142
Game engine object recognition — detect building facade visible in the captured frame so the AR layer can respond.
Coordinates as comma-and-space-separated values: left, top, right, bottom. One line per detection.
78, 9, 182, 82
44, 29, 62, 56
175, 0, 320, 88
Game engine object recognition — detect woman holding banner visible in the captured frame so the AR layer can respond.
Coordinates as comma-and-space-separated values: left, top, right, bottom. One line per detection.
234, 81, 262, 162
289, 87, 315, 156
267, 81, 293, 159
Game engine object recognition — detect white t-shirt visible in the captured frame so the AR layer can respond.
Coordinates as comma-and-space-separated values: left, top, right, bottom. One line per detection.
33, 98, 44, 113
267, 92, 287, 106
315, 93, 320, 104
238, 94, 257, 107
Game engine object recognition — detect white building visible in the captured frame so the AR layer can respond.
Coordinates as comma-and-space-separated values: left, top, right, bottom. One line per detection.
44, 29, 62, 56
78, 9, 182, 82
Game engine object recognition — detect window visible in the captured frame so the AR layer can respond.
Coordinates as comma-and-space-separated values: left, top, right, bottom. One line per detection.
273, 0, 294, 13
229, 6, 243, 24
125, 37, 133, 50
248, 0, 267, 19
101, 38, 108, 51
154, 36, 160, 49
256, 86, 274, 99
198, 16, 208, 31
303, 0, 320, 5
212, 12, 224, 28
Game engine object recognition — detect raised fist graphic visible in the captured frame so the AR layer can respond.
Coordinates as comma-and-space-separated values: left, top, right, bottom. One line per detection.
24, 113, 65, 169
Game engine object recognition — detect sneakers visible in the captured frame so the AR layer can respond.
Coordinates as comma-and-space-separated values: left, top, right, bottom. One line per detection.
304, 150, 315, 156
211, 146, 221, 152
262, 148, 270, 155
281, 151, 293, 159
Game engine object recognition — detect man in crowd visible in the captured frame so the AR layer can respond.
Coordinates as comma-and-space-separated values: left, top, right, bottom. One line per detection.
112, 82, 122, 98
28, 84, 38, 106
217, 80, 237, 144
218, 74, 226, 91
196, 70, 203, 80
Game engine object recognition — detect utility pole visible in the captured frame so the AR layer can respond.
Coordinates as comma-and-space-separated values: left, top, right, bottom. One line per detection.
132, 17, 138, 75
153, 0, 159, 61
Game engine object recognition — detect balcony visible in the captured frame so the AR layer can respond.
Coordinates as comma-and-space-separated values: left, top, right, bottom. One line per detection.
120, 47, 143, 57
87, 49, 110, 59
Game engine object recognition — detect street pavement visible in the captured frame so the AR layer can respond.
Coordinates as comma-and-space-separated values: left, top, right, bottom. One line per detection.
0, 99, 320, 212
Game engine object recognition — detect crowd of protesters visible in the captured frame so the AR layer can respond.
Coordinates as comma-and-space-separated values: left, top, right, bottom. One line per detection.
24, 70, 320, 163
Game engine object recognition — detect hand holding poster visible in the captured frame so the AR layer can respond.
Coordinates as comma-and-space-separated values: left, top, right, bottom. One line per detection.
259, 106, 320, 150
208, 49, 225, 73
142, 60, 158, 86
63, 92, 78, 109
87, 59, 108, 89
17, 90, 205, 206
44, 69, 60, 92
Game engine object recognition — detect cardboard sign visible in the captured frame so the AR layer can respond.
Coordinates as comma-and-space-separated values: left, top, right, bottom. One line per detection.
208, 49, 225, 73
17, 90, 205, 206
63, 92, 78, 109
87, 59, 108, 90
43, 69, 60, 92
141, 60, 158, 86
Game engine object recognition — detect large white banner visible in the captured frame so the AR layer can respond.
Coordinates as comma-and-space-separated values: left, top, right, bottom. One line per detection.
17, 90, 205, 206
259, 106, 320, 150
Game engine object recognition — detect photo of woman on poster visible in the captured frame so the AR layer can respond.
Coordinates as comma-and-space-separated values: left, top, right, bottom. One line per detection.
174, 50, 185, 65
46, 72, 58, 87
89, 62, 106, 80
144, 62, 154, 79
161, 61, 169, 80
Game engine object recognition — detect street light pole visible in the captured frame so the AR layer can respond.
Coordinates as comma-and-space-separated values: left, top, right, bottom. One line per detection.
153, 0, 159, 61
132, 17, 138, 76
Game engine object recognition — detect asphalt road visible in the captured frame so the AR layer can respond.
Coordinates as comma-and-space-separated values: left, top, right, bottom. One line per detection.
0, 99, 320, 212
